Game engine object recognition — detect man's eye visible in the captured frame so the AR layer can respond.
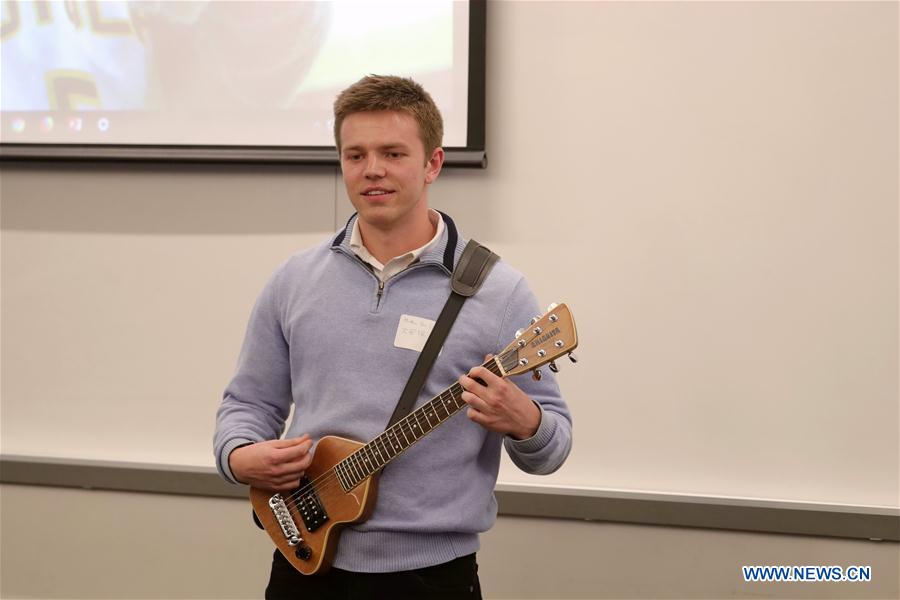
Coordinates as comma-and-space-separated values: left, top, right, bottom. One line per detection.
346, 154, 362, 161
387, 152, 402, 159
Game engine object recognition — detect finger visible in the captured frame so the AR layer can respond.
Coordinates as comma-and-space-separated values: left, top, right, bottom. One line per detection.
461, 390, 490, 414
467, 365, 502, 386
282, 450, 314, 473
276, 438, 313, 460
272, 435, 310, 449
459, 373, 487, 394
466, 407, 488, 427
271, 455, 311, 478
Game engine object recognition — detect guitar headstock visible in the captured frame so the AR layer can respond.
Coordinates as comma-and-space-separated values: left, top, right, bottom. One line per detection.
496, 303, 578, 378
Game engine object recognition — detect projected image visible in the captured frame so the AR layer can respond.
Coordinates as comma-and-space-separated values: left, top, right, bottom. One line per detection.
1, 0, 469, 148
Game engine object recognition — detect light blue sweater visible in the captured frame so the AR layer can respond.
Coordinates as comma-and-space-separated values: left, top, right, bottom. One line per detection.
214, 213, 572, 572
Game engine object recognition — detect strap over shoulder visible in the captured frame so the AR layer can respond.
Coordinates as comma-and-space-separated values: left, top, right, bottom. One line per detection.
386, 239, 499, 430
452, 239, 500, 297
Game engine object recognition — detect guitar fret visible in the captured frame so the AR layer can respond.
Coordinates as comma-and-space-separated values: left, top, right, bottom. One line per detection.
343, 461, 355, 487
339, 460, 354, 488
422, 404, 435, 428
398, 424, 412, 447
436, 395, 450, 419
341, 459, 353, 486
343, 459, 359, 486
341, 466, 352, 491
413, 411, 427, 435
377, 434, 391, 461
452, 386, 464, 410
388, 429, 402, 453
370, 437, 383, 467
348, 454, 363, 482
334, 463, 350, 491
352, 451, 368, 481
430, 398, 441, 420
372, 441, 386, 469
361, 446, 375, 476
446, 388, 456, 410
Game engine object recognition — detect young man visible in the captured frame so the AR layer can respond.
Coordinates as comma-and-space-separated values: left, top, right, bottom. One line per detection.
214, 75, 572, 599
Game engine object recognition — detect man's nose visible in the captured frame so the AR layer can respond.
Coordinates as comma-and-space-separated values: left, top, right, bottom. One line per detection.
364, 155, 385, 178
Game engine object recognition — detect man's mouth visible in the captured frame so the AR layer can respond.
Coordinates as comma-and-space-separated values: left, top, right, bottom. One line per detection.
362, 188, 394, 199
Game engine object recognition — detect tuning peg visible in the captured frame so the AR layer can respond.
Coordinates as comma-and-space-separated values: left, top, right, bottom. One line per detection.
546, 302, 559, 312
568, 352, 578, 363
548, 361, 559, 373
529, 316, 540, 325
532, 369, 542, 382
515, 328, 524, 338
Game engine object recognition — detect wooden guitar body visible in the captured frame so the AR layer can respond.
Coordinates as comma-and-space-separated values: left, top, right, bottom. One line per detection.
249, 435, 378, 575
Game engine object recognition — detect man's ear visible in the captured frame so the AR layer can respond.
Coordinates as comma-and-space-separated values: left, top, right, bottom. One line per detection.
424, 147, 445, 184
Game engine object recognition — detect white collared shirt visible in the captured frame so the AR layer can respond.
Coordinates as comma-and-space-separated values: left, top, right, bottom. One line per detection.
349, 210, 445, 283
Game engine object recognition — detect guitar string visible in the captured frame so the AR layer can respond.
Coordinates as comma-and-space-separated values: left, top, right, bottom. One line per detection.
280, 359, 506, 508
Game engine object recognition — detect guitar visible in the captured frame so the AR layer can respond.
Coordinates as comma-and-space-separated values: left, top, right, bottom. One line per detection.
249, 303, 578, 575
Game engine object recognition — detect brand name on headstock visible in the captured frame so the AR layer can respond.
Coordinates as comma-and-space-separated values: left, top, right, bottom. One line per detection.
530, 326, 561, 348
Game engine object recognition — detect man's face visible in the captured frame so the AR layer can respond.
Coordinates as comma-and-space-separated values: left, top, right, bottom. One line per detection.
339, 110, 443, 233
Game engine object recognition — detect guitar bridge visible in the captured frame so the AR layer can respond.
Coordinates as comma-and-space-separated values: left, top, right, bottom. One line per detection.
268, 494, 302, 547
296, 476, 329, 532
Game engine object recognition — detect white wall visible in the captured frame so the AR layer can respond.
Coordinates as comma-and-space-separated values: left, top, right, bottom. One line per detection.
1, 2, 897, 598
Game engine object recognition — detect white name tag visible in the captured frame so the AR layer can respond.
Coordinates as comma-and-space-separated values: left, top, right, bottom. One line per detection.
394, 314, 436, 353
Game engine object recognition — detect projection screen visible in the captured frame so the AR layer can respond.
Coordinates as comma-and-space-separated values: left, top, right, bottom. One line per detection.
0, 0, 486, 166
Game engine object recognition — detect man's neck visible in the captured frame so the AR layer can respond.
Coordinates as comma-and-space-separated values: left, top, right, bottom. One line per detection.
357, 210, 437, 265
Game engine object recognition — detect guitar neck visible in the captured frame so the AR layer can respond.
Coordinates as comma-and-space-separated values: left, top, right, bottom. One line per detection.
332, 358, 504, 492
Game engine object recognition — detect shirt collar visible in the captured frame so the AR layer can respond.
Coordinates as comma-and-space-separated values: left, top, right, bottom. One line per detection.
348, 210, 445, 281
332, 210, 461, 275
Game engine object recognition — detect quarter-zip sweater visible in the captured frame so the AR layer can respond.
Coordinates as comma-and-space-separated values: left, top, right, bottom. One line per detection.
214, 213, 573, 573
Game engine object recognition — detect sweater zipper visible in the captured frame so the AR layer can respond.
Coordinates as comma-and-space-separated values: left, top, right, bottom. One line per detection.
333, 247, 450, 312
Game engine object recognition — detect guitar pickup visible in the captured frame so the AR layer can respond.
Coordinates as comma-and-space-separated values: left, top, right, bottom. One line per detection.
296, 476, 329, 532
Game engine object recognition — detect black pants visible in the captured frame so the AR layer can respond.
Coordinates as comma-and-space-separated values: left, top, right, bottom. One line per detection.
265, 550, 482, 600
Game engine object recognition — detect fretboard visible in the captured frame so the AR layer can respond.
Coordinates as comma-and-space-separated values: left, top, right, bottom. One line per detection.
333, 358, 505, 491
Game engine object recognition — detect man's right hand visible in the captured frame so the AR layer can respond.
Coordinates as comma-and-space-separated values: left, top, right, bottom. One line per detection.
228, 435, 314, 492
